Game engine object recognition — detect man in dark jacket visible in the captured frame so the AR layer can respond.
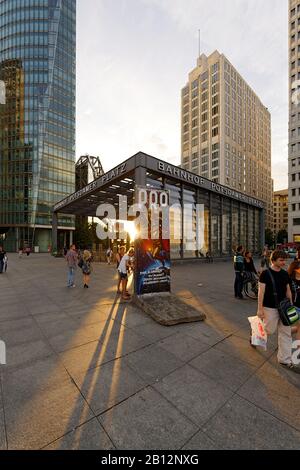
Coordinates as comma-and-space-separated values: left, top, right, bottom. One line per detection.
234, 245, 244, 299
0, 246, 6, 274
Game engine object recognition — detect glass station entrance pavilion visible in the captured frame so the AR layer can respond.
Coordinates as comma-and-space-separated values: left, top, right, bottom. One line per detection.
52, 152, 265, 259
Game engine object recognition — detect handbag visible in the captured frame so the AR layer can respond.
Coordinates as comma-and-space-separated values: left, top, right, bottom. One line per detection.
268, 269, 300, 326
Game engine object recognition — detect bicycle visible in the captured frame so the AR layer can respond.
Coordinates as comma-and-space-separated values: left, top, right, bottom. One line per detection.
243, 272, 259, 300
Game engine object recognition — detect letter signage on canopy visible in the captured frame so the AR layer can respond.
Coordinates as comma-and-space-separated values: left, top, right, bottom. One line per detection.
134, 187, 171, 296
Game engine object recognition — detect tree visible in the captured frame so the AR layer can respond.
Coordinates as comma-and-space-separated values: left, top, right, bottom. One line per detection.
265, 228, 274, 249
74, 219, 99, 249
275, 229, 288, 245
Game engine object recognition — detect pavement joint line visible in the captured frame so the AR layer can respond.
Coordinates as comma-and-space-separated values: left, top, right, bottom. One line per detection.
234, 387, 300, 434
95, 382, 201, 446
93, 384, 151, 420
0, 373, 8, 450
22, 314, 110, 451
184, 350, 283, 439
148, 377, 232, 432
179, 425, 221, 451
38, 415, 98, 450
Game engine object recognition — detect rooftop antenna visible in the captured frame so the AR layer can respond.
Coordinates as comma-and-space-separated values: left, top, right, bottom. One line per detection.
198, 29, 201, 57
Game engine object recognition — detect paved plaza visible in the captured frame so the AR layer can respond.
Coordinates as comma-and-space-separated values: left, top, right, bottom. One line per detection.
0, 254, 300, 450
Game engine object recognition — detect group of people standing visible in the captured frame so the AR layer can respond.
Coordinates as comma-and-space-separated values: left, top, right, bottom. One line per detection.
234, 245, 300, 373
64, 244, 135, 299
65, 245, 93, 289
256, 249, 300, 374
233, 246, 258, 299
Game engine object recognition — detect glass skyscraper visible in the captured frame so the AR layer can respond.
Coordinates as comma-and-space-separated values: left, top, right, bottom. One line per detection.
0, 0, 76, 252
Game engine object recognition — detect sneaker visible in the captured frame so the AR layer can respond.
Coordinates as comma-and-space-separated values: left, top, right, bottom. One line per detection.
280, 363, 300, 374
71, 284, 76, 288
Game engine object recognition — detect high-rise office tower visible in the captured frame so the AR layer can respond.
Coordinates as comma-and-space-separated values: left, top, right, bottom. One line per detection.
0, 0, 76, 252
289, 1, 300, 244
273, 189, 288, 235
181, 51, 273, 230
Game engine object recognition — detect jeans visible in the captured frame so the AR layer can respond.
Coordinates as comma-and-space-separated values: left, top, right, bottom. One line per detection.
67, 266, 76, 286
234, 272, 243, 297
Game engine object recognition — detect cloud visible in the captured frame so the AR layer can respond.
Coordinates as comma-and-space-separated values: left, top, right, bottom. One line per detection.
77, 0, 289, 190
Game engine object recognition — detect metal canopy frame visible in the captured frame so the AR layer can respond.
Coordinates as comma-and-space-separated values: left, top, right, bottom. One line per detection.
52, 151, 265, 252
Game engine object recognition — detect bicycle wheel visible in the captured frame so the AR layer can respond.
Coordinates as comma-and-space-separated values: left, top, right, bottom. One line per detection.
243, 278, 258, 300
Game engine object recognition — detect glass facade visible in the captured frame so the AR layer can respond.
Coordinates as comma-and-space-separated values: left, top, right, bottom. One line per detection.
146, 172, 263, 260
0, 0, 76, 251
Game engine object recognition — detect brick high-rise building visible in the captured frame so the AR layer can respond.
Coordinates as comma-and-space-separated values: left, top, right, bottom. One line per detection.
273, 189, 288, 235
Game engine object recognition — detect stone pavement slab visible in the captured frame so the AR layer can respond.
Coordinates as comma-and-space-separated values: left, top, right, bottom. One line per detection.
124, 343, 184, 384
0, 409, 6, 450
73, 358, 147, 415
4, 379, 94, 450
153, 364, 233, 427
202, 395, 300, 450
182, 430, 218, 450
44, 419, 115, 450
1, 255, 299, 450
189, 347, 257, 392
5, 339, 54, 369
157, 332, 211, 362
98, 386, 197, 450
1, 356, 71, 407
215, 334, 274, 367
237, 361, 300, 430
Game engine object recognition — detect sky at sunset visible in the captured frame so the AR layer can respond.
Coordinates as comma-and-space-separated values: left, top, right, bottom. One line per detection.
77, 0, 289, 190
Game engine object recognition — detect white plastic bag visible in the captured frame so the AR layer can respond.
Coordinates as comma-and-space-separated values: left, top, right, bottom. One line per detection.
248, 316, 268, 350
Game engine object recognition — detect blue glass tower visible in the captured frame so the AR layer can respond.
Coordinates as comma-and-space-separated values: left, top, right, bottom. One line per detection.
0, 0, 76, 252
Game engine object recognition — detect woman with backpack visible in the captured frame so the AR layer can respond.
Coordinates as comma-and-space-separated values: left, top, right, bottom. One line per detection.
80, 250, 93, 289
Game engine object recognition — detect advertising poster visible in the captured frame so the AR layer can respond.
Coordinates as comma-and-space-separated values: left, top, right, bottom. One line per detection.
135, 238, 171, 295
135, 187, 171, 296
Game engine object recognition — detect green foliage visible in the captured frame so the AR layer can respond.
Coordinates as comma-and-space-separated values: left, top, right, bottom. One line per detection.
74, 219, 99, 249
275, 229, 288, 245
265, 228, 274, 248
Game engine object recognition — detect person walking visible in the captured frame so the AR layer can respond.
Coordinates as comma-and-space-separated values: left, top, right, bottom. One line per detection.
106, 247, 112, 265
234, 245, 244, 299
118, 247, 134, 300
116, 245, 126, 294
65, 244, 78, 288
257, 250, 300, 373
81, 250, 93, 288
18, 246, 23, 259
260, 248, 270, 271
25, 246, 31, 257
287, 260, 300, 346
0, 246, 6, 274
244, 251, 258, 276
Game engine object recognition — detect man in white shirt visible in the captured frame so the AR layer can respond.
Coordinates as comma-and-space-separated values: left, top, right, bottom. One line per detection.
118, 248, 134, 300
